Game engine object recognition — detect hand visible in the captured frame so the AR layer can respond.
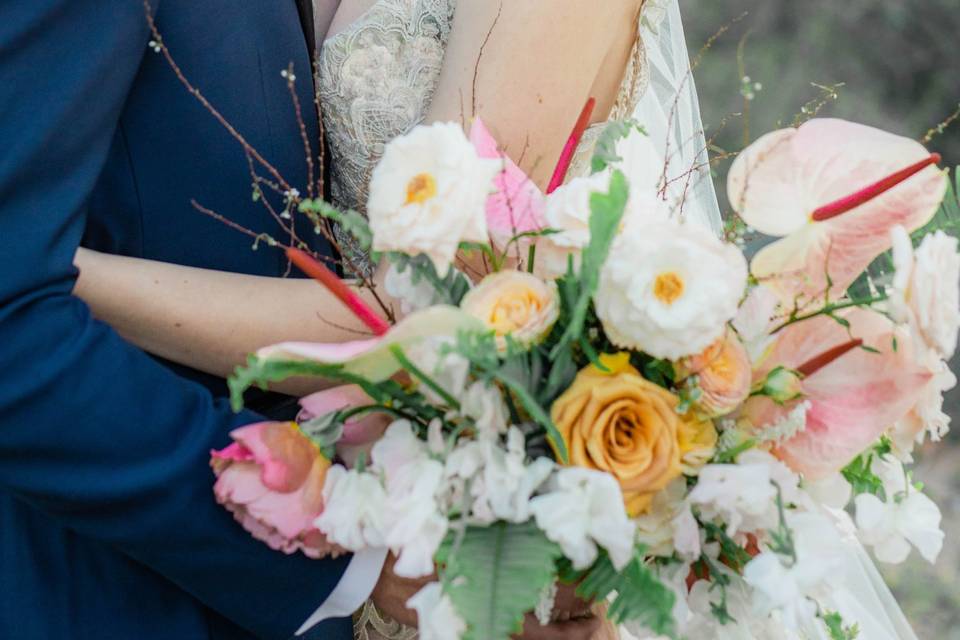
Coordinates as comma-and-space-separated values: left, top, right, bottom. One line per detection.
512, 583, 602, 640
369, 553, 433, 628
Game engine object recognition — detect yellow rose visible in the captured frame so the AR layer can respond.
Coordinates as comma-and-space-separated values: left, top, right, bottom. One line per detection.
678, 415, 718, 475
551, 354, 683, 516
460, 271, 559, 351
678, 330, 752, 418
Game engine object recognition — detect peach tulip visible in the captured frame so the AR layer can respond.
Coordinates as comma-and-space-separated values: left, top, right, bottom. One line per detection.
211, 422, 344, 559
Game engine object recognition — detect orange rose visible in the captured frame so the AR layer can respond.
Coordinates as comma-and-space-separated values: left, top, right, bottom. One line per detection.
551, 354, 683, 516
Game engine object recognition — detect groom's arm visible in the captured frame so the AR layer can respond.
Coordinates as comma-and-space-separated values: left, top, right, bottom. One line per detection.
0, 2, 349, 638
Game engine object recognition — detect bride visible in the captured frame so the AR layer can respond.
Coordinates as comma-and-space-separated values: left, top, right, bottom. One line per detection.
72, 1, 919, 638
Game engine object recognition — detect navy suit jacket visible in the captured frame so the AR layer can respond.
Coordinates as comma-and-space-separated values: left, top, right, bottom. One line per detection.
0, 1, 352, 638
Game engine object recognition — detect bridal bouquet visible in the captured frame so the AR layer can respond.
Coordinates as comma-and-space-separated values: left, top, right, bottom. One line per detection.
214, 112, 957, 639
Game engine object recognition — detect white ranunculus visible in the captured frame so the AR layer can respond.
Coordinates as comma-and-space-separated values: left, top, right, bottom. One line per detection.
315, 465, 387, 550
535, 172, 611, 280
890, 225, 960, 359
371, 422, 449, 578
407, 583, 466, 640
368, 122, 500, 275
535, 135, 672, 281
595, 218, 747, 360
530, 467, 636, 570
854, 456, 944, 564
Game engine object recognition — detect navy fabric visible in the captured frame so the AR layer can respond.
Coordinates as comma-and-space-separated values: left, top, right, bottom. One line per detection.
0, 1, 351, 638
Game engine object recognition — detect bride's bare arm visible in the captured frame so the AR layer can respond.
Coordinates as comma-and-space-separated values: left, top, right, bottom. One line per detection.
426, 0, 644, 188
73, 248, 386, 394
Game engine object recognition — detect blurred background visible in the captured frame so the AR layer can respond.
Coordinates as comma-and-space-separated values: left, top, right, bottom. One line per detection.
682, 0, 960, 636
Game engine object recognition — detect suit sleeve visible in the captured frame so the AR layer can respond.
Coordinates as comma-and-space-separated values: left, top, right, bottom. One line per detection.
0, 2, 348, 638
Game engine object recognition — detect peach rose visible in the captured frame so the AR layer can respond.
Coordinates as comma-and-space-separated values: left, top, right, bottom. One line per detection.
460, 271, 559, 351
211, 422, 344, 559
678, 331, 752, 417
550, 354, 683, 516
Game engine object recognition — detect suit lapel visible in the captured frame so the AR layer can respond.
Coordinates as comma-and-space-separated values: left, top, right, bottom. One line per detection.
294, 0, 317, 60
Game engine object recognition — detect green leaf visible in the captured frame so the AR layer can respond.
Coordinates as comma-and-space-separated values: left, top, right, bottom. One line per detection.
576, 551, 677, 638
229, 355, 372, 412
590, 120, 647, 174
298, 199, 373, 249
550, 170, 629, 360
823, 610, 861, 640
444, 521, 562, 640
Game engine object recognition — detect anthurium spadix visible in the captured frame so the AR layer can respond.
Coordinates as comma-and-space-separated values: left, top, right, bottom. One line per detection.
744, 309, 932, 479
728, 119, 948, 300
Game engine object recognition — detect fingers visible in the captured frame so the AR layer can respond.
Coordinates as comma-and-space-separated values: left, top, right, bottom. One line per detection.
513, 612, 602, 640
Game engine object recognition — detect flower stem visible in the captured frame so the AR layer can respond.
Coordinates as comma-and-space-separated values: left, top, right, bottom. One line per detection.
771, 294, 888, 333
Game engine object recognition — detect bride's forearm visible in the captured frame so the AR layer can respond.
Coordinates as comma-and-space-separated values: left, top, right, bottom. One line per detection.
73, 248, 387, 393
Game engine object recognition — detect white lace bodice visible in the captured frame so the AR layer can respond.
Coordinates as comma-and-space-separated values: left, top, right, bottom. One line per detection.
318, 0, 455, 273
317, 0, 651, 275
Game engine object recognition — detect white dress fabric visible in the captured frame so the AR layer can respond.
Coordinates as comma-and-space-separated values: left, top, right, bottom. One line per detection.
314, 1, 920, 638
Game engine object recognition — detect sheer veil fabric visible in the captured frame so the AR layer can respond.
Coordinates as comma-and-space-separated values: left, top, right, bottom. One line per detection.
630, 3, 920, 639
634, 0, 723, 236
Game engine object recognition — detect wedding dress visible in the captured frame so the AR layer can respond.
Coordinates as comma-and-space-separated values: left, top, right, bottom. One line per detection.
313, 1, 920, 638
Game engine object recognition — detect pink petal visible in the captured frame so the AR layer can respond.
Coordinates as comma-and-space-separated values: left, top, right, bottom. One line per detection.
469, 118, 546, 248
763, 310, 933, 478
210, 442, 254, 464
730, 119, 948, 300
298, 385, 390, 452
299, 385, 372, 422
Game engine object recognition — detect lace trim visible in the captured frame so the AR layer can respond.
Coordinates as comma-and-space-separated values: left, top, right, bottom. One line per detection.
354, 602, 419, 640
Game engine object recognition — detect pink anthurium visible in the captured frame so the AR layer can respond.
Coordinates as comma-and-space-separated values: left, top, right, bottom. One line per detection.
745, 308, 933, 479
255, 306, 483, 382
469, 118, 546, 249
728, 119, 948, 301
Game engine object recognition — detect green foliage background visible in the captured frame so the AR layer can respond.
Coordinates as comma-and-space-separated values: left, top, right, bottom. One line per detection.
683, 1, 960, 635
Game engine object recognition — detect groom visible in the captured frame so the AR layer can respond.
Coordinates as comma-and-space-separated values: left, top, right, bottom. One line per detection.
0, 1, 601, 639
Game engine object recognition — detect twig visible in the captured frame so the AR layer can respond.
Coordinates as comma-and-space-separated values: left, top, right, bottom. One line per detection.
143, 0, 292, 193
472, 1, 503, 117
284, 62, 316, 201
922, 103, 960, 145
